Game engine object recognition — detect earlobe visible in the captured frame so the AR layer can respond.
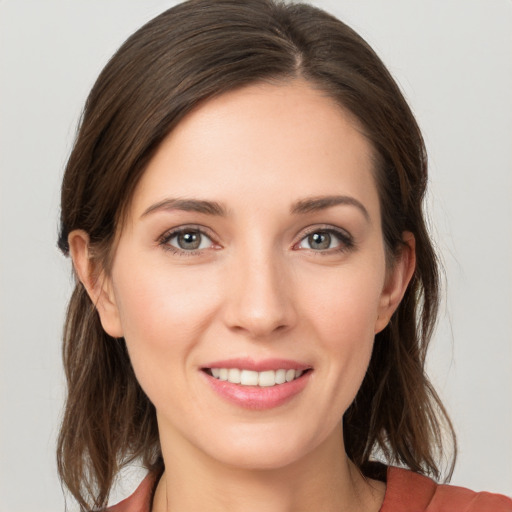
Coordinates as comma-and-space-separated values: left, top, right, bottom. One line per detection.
374, 232, 416, 333
68, 230, 124, 338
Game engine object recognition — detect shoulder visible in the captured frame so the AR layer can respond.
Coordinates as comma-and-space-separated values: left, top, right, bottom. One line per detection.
106, 473, 156, 512
381, 466, 512, 512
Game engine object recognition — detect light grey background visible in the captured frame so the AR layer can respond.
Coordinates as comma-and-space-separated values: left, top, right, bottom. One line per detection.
1, 1, 511, 510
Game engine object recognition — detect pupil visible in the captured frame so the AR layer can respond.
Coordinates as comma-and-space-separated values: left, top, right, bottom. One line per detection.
309, 232, 331, 250
178, 232, 201, 250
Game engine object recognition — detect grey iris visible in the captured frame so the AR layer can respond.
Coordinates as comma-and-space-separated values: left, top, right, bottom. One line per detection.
178, 231, 201, 250
309, 232, 331, 250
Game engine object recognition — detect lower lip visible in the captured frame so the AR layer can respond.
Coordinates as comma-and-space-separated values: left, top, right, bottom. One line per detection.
202, 371, 312, 410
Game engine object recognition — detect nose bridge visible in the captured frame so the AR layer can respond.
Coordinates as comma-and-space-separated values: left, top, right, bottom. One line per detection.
224, 239, 295, 337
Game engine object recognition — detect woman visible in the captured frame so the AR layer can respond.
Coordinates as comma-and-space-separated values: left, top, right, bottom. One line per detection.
56, 0, 512, 511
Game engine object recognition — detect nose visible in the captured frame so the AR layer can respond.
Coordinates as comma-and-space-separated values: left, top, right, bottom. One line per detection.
222, 246, 297, 339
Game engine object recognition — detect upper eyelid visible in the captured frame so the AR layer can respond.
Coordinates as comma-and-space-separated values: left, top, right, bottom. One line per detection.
293, 226, 355, 253
159, 224, 217, 241
296, 224, 352, 240
158, 226, 218, 256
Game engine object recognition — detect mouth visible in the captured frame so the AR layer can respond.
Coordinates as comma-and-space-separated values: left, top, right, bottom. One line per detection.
201, 358, 313, 409
203, 367, 311, 387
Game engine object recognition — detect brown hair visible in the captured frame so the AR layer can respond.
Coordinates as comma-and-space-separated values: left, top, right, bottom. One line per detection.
57, 0, 456, 509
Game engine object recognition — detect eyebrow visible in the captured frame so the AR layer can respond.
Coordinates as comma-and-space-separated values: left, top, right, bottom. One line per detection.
141, 198, 227, 218
141, 194, 370, 221
291, 195, 370, 221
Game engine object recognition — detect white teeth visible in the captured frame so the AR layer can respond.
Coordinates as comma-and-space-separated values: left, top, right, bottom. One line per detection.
209, 367, 307, 386
228, 368, 241, 384
258, 370, 275, 387
275, 369, 286, 384
285, 369, 295, 382
240, 370, 259, 386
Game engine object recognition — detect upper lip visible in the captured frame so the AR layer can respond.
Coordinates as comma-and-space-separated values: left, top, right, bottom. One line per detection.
202, 358, 312, 372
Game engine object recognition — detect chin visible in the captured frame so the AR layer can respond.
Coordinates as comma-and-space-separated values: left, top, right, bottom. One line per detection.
199, 422, 335, 471
212, 444, 306, 471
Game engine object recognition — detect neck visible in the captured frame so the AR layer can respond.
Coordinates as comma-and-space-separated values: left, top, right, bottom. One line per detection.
152, 424, 385, 512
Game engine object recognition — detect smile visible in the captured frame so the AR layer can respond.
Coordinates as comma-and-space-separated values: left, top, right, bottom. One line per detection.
206, 368, 305, 387
201, 358, 313, 409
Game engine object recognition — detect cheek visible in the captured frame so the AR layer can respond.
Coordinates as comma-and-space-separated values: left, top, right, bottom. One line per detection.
114, 257, 221, 330
303, 263, 383, 341
111, 261, 221, 389
300, 263, 384, 407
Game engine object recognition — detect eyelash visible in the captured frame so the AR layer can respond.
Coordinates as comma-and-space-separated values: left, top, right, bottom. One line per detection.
294, 226, 355, 255
158, 225, 217, 256
157, 225, 355, 256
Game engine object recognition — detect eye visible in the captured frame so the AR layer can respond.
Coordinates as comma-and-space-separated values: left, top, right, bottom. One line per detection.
161, 227, 214, 253
296, 228, 353, 252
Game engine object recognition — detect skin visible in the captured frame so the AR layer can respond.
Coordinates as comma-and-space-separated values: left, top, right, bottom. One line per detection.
70, 80, 415, 512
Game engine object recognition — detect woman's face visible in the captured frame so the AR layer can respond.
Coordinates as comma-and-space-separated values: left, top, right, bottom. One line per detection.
91, 80, 410, 470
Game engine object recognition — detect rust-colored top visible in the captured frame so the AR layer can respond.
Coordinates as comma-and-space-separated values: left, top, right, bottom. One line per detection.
380, 467, 512, 511
107, 466, 512, 512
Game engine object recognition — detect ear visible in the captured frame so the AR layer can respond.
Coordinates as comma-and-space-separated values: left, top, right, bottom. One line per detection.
374, 232, 416, 333
68, 230, 124, 338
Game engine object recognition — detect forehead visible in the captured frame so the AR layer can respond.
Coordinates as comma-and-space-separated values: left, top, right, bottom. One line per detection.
130, 80, 379, 219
